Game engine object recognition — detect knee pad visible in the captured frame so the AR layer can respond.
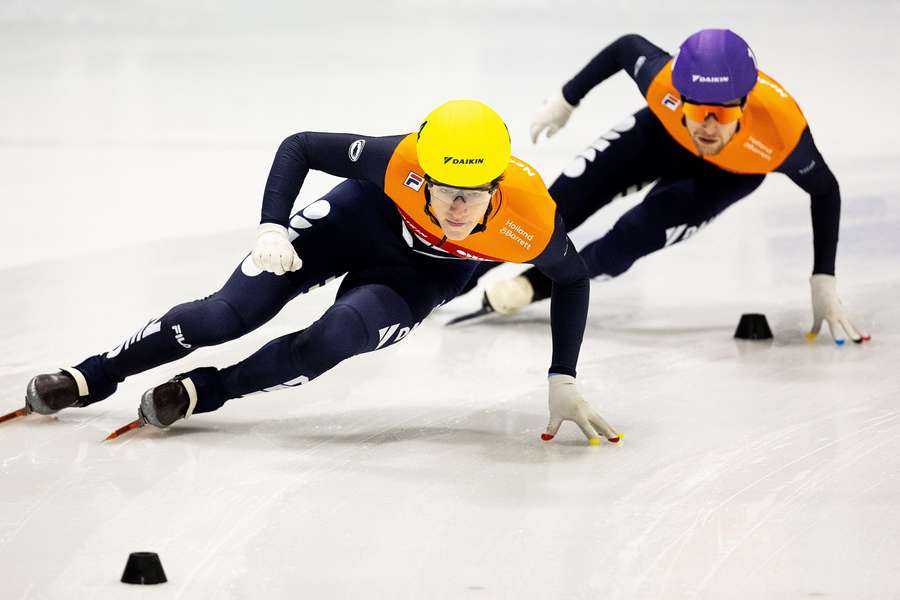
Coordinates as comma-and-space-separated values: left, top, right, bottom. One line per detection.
290, 303, 370, 376
581, 229, 638, 279
164, 297, 249, 347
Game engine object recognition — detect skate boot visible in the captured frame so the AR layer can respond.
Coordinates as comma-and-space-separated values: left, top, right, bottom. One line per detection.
485, 275, 535, 314
25, 368, 89, 415
447, 275, 535, 326
139, 375, 197, 428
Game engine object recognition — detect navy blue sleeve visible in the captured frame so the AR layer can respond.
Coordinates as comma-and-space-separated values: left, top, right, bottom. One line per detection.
775, 127, 840, 275
261, 132, 405, 227
562, 34, 672, 105
531, 214, 589, 377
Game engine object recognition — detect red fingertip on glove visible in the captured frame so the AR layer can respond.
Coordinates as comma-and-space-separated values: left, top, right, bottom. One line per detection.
541, 433, 554, 441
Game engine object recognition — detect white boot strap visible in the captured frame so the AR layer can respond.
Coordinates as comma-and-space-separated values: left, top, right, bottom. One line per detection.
61, 367, 89, 397
181, 377, 199, 419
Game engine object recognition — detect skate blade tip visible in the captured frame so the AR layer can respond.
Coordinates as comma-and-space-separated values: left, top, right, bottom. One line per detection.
104, 419, 143, 441
0, 407, 29, 424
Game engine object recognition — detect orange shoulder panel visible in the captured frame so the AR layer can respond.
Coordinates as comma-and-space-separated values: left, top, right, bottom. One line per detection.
645, 60, 808, 173
383, 134, 557, 263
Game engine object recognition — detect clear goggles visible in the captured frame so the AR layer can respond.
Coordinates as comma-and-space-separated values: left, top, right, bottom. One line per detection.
426, 180, 495, 206
681, 100, 744, 124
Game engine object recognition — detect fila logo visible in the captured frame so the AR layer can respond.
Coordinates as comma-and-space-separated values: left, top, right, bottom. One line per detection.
665, 219, 712, 247
172, 324, 192, 349
106, 318, 162, 359
348, 139, 365, 162
662, 93, 680, 111
376, 321, 421, 350
404, 171, 424, 191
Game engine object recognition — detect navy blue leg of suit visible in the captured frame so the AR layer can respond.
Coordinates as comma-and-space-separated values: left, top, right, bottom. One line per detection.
72, 179, 475, 412
578, 168, 764, 279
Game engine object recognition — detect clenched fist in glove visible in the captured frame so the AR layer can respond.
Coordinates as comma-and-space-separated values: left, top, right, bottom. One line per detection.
530, 89, 575, 144
252, 223, 302, 275
807, 274, 870, 345
542, 374, 621, 445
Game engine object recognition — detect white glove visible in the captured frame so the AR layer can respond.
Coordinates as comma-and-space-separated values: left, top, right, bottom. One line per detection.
529, 89, 575, 144
251, 223, 302, 275
485, 275, 534, 314
542, 374, 621, 445
807, 274, 869, 345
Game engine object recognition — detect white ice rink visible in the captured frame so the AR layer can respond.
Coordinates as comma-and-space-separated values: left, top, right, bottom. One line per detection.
2, 2, 899, 598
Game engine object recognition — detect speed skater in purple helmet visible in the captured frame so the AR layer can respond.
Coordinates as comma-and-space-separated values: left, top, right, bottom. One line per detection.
454, 29, 869, 346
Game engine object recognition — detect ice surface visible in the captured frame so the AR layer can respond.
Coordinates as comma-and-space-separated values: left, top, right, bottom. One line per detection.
1, 2, 899, 598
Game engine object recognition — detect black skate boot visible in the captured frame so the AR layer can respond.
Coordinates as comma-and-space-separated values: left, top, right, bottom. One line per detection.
25, 368, 89, 415
138, 375, 196, 428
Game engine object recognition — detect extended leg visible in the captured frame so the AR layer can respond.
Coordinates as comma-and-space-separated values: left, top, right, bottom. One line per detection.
136, 283, 419, 425
578, 171, 766, 279
136, 246, 475, 427
512, 169, 767, 306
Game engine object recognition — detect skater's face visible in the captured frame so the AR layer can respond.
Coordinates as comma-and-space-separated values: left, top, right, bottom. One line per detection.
683, 97, 742, 156
427, 180, 495, 240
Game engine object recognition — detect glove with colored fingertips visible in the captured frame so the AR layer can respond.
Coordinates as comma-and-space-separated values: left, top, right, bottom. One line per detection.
541, 374, 621, 446
251, 223, 302, 276
807, 274, 870, 345
529, 89, 575, 144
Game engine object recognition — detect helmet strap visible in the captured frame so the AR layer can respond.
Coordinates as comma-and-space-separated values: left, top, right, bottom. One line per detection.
470, 198, 495, 234
422, 186, 442, 228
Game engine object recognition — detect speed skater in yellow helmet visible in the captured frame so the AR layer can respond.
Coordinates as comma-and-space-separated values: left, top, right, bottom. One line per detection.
416, 99, 511, 187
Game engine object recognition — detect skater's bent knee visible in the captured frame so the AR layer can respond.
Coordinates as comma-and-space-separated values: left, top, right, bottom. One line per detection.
167, 297, 249, 346
291, 304, 369, 373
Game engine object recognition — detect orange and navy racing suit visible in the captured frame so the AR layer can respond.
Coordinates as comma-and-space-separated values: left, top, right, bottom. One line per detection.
67, 131, 590, 411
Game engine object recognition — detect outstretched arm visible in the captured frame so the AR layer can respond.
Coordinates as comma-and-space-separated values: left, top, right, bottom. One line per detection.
778, 128, 869, 344
563, 33, 670, 105
531, 34, 670, 143
261, 132, 405, 227
251, 132, 404, 275
532, 216, 621, 444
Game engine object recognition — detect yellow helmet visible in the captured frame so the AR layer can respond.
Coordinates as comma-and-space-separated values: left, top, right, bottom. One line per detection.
416, 99, 511, 187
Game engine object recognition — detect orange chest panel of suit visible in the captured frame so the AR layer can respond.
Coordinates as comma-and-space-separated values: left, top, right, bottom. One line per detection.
383, 134, 558, 263
645, 60, 808, 173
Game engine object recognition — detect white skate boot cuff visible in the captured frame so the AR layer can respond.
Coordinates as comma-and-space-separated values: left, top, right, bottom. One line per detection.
182, 377, 199, 419
60, 367, 89, 397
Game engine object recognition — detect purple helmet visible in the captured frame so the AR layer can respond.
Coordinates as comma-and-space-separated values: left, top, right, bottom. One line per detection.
672, 29, 758, 104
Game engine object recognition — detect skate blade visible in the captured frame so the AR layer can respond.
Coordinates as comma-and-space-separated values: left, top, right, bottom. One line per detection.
445, 306, 496, 326
104, 419, 144, 441
0, 406, 29, 425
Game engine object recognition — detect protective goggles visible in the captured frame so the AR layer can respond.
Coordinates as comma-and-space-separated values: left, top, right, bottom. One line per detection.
681, 100, 744, 124
426, 181, 495, 206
